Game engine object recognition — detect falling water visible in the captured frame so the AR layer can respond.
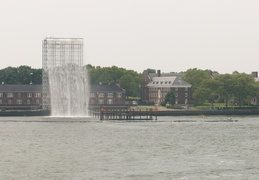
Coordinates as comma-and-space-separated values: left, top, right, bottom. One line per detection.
48, 64, 89, 116
42, 38, 89, 116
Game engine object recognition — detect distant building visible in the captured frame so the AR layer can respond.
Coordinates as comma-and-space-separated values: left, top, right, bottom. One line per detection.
141, 70, 192, 106
89, 84, 126, 107
0, 84, 126, 110
0, 84, 42, 110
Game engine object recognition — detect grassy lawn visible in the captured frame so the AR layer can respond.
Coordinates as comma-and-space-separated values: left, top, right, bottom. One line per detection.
196, 103, 258, 109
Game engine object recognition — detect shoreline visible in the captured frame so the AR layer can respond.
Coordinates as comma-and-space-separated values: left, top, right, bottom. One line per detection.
1, 109, 259, 116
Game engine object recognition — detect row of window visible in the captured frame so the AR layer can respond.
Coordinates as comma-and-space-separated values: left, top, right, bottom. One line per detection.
152, 81, 172, 85
0, 99, 40, 105
149, 92, 188, 98
90, 99, 114, 104
149, 87, 189, 91
90, 92, 122, 98
0, 93, 41, 98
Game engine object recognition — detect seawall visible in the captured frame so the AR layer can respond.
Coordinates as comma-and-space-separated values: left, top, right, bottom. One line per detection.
0, 110, 50, 116
154, 109, 259, 116
1, 109, 259, 117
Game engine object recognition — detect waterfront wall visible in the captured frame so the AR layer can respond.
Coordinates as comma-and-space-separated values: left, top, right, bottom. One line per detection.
1, 109, 259, 117
0, 110, 50, 116
155, 109, 259, 116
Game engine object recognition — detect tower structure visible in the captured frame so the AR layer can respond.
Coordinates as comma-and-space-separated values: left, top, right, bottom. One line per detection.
42, 38, 88, 116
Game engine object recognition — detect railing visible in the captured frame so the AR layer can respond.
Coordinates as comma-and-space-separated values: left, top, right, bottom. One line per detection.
89, 108, 157, 120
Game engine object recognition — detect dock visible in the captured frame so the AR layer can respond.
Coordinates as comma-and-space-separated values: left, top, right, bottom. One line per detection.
90, 108, 157, 120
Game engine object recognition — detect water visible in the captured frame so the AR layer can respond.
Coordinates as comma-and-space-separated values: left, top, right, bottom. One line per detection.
42, 38, 89, 116
0, 115, 259, 180
48, 64, 89, 116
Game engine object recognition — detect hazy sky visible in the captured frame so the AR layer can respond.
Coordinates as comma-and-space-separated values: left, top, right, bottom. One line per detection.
0, 0, 259, 74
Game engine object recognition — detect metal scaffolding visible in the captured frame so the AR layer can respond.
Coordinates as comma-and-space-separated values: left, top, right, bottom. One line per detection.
42, 38, 84, 110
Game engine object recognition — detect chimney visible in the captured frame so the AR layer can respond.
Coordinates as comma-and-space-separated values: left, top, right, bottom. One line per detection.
143, 70, 149, 76
157, 70, 161, 77
252, 71, 258, 78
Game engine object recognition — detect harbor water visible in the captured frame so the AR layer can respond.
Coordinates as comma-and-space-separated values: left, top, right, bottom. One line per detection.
0, 115, 259, 180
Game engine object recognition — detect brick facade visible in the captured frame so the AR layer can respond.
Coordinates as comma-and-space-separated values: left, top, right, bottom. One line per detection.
89, 84, 126, 106
141, 70, 192, 105
0, 85, 42, 110
0, 84, 126, 110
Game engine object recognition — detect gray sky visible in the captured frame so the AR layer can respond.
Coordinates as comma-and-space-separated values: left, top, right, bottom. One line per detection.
0, 0, 259, 74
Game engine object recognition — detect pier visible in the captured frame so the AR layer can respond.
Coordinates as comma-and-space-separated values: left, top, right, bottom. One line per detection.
90, 108, 157, 120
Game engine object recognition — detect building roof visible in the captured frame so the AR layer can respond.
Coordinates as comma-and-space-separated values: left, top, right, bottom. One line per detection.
0, 84, 42, 92
147, 76, 191, 88
0, 84, 125, 93
90, 84, 125, 92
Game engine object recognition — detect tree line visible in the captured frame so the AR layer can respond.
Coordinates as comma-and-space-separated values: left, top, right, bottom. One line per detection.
1, 66, 259, 107
183, 68, 259, 107
86, 65, 142, 97
0, 66, 42, 84
0, 65, 142, 98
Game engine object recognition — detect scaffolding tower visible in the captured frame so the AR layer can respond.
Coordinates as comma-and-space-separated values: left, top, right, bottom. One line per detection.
42, 38, 84, 110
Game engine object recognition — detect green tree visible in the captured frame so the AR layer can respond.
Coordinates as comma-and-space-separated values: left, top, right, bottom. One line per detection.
216, 74, 235, 108
0, 66, 42, 84
232, 73, 255, 106
0, 66, 18, 84
193, 78, 220, 107
87, 65, 142, 97
183, 68, 211, 91
164, 91, 176, 106
146, 68, 156, 73
253, 81, 259, 105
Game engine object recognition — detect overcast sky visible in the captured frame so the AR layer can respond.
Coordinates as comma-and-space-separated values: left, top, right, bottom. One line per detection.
0, 0, 259, 74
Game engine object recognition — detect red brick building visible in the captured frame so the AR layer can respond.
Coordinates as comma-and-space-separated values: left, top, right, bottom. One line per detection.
0, 84, 42, 110
89, 84, 126, 106
0, 84, 126, 110
142, 70, 192, 106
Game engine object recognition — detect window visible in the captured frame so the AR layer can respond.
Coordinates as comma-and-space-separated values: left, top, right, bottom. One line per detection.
117, 93, 122, 98
36, 99, 40, 104
8, 100, 12, 104
18, 93, 21, 98
0, 99, 2, 104
185, 93, 188, 97
17, 99, 22, 104
7, 93, 13, 98
185, 99, 188, 104
175, 99, 178, 104
98, 99, 104, 104
35, 93, 41, 98
0, 93, 3, 98
175, 92, 178, 97
90, 93, 95, 97
27, 93, 32, 98
98, 93, 104, 98
185, 87, 188, 91
27, 99, 30, 104
107, 93, 113, 98
108, 99, 113, 104
175, 88, 178, 91
90, 99, 94, 104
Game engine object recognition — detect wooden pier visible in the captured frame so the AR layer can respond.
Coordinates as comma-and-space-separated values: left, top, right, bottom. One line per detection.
90, 108, 157, 120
